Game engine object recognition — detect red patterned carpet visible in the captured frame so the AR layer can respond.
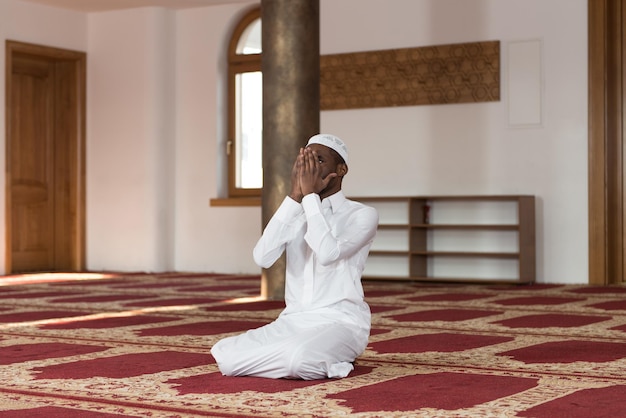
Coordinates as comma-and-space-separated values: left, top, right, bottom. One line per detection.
0, 272, 625, 417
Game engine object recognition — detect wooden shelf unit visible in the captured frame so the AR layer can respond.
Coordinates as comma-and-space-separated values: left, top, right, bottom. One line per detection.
353, 195, 536, 284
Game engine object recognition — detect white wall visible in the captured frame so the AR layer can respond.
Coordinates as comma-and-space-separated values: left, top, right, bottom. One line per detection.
319, 0, 588, 283
173, 0, 587, 282
84, 1, 261, 275
174, 4, 260, 274
0, 0, 588, 283
87, 7, 177, 271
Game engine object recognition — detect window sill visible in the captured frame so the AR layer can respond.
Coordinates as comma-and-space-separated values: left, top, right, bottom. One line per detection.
209, 197, 261, 207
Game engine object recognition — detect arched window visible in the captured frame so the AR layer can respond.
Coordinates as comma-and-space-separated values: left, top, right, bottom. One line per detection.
227, 7, 262, 198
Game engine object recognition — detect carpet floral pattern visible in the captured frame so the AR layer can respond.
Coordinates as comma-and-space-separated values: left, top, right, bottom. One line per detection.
0, 272, 625, 417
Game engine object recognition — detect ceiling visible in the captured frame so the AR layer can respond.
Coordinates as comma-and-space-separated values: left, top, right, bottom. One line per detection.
19, 0, 253, 12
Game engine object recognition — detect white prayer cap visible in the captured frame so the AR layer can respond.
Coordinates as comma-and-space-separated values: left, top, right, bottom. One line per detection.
306, 133, 348, 164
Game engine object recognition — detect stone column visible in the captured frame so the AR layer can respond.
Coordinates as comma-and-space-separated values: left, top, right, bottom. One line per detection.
261, 0, 320, 300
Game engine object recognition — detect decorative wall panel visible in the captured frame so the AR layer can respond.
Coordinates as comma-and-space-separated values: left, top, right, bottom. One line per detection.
320, 40, 500, 110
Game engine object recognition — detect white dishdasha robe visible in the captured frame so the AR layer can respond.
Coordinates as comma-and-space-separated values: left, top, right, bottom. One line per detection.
211, 191, 378, 380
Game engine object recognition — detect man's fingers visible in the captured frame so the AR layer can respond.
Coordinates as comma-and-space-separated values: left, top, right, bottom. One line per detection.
322, 172, 337, 187
303, 148, 315, 172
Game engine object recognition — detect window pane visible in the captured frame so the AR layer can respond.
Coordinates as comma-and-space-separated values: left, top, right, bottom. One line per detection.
237, 18, 261, 54
236, 71, 263, 189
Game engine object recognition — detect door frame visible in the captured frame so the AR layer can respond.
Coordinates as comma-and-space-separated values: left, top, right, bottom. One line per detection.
5, 40, 86, 273
588, 0, 626, 285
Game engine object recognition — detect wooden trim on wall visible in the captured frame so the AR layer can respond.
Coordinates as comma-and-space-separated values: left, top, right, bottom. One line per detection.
227, 7, 262, 198
5, 42, 13, 274
588, 0, 625, 285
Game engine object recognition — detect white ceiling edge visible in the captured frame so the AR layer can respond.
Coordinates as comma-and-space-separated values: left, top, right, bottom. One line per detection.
19, 0, 254, 12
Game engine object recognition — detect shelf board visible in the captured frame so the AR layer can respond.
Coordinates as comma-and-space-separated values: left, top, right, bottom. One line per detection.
411, 251, 520, 258
370, 250, 520, 258
411, 224, 519, 230
377, 224, 410, 230
361, 275, 532, 284
369, 250, 409, 256
350, 196, 412, 202
352, 195, 534, 201
361, 275, 414, 281
408, 276, 533, 284
418, 195, 533, 201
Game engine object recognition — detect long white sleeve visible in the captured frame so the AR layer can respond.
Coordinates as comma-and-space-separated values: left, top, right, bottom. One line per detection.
252, 196, 305, 268
301, 193, 378, 266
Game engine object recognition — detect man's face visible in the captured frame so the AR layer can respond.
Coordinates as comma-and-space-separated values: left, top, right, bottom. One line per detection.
306, 144, 343, 180
305, 143, 347, 198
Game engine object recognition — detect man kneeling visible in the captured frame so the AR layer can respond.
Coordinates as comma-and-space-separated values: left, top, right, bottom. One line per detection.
211, 134, 378, 380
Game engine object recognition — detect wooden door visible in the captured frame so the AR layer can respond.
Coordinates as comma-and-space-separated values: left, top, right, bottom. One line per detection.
6, 41, 86, 274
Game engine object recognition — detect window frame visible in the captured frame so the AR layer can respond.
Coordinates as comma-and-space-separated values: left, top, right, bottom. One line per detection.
227, 7, 262, 198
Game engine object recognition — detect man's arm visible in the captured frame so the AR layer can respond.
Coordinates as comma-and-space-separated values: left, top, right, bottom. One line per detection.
297, 146, 378, 265
252, 197, 304, 268
302, 195, 378, 266
252, 151, 306, 268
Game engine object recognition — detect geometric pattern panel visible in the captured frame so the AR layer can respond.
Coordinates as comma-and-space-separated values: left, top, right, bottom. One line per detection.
320, 40, 500, 110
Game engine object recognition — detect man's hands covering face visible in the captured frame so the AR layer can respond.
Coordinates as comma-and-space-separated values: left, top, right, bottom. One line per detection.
289, 148, 337, 202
